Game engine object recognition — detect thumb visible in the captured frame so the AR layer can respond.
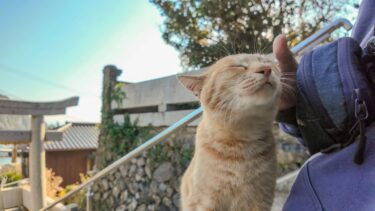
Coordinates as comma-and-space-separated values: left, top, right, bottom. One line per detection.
273, 34, 298, 110
273, 34, 297, 73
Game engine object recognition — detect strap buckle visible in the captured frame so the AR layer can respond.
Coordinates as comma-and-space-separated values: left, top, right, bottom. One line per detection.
355, 99, 369, 120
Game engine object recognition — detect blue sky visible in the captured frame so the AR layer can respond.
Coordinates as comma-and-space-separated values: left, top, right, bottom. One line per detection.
0, 0, 181, 123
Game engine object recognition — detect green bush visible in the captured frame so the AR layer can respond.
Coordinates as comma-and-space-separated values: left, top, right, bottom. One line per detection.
60, 174, 89, 210
0, 171, 22, 184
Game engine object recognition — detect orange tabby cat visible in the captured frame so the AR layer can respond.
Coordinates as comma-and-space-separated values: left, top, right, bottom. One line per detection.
178, 54, 283, 211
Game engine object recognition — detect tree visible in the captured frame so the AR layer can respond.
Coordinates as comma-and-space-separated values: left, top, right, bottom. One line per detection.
150, 0, 357, 69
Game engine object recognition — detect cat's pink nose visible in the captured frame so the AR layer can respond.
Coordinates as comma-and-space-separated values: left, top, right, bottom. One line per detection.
256, 68, 271, 77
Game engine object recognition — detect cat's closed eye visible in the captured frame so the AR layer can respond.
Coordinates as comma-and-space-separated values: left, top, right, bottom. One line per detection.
228, 65, 247, 70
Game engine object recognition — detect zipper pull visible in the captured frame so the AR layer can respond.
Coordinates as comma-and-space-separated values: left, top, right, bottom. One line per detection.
353, 89, 368, 164
354, 89, 368, 121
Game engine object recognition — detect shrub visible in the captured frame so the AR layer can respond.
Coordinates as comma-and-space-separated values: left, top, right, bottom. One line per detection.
46, 168, 64, 199
0, 171, 22, 184
60, 174, 90, 210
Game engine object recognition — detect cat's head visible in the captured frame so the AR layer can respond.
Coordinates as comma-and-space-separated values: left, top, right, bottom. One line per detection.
178, 54, 281, 119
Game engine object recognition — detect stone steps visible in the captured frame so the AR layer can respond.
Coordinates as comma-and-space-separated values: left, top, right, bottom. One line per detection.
272, 170, 299, 211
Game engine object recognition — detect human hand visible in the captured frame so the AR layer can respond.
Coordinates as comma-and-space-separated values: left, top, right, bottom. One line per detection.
273, 34, 298, 110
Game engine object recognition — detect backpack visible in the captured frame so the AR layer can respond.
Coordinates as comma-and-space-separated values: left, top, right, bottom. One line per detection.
282, 35, 375, 210
294, 37, 375, 164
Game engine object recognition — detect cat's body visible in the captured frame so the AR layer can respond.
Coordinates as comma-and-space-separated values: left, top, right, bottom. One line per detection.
178, 54, 283, 211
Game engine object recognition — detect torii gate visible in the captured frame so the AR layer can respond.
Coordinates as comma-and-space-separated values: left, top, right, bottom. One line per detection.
0, 96, 79, 211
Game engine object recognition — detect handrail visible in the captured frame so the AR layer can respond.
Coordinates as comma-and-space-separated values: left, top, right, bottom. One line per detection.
41, 108, 203, 210
291, 18, 353, 55
2, 178, 29, 188
41, 18, 352, 211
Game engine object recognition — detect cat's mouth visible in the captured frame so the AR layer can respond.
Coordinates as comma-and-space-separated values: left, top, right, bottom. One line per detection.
240, 80, 274, 96
264, 81, 273, 87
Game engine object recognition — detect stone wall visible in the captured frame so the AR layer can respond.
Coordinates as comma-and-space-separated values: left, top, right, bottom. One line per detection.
92, 125, 308, 211
92, 127, 195, 211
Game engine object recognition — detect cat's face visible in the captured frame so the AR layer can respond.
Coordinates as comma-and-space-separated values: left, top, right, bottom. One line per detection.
178, 54, 281, 117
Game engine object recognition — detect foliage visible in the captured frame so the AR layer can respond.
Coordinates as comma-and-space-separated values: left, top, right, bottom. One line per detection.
46, 168, 64, 199
178, 147, 193, 166
0, 171, 22, 184
103, 115, 153, 161
60, 174, 90, 210
96, 69, 152, 169
111, 83, 126, 108
47, 122, 62, 130
147, 144, 169, 167
150, 0, 357, 68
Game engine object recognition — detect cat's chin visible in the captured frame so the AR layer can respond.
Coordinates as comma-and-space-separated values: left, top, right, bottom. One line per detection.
240, 80, 276, 96
240, 89, 279, 107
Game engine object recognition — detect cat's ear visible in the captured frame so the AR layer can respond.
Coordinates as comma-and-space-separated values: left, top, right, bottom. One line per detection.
177, 74, 206, 97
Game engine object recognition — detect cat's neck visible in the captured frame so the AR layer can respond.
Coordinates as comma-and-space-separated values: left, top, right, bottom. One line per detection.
199, 112, 274, 141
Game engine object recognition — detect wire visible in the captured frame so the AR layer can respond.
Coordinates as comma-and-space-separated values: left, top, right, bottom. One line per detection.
0, 88, 24, 100
0, 63, 101, 99
0, 63, 102, 122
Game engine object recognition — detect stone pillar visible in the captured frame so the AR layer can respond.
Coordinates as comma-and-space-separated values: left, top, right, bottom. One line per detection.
96, 65, 122, 170
30, 115, 46, 211
102, 65, 122, 115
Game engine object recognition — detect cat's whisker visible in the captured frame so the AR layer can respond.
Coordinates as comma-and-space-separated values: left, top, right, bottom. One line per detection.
217, 43, 230, 56
208, 37, 231, 56
260, 41, 272, 54
280, 81, 296, 89
281, 86, 297, 95
211, 44, 228, 58
281, 72, 297, 76
241, 80, 255, 87
280, 83, 297, 98
255, 39, 262, 54
281, 88, 296, 98
280, 77, 296, 83
252, 39, 257, 54
241, 82, 257, 89
239, 77, 256, 83
229, 38, 237, 55
218, 43, 231, 57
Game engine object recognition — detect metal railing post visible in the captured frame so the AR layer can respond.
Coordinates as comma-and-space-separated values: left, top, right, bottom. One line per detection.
86, 185, 93, 211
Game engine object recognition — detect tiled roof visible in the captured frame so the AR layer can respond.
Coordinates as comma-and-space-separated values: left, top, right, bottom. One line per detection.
44, 122, 99, 151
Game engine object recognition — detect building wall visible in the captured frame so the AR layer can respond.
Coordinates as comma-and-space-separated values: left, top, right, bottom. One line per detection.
46, 150, 95, 186
113, 70, 205, 127
117, 71, 204, 110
